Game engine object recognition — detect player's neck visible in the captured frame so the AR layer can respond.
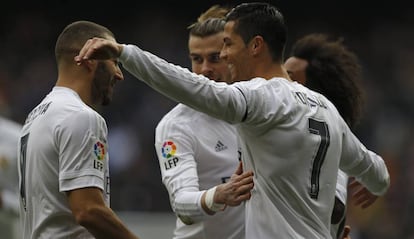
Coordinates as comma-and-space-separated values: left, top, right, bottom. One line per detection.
255, 62, 290, 80
56, 78, 93, 107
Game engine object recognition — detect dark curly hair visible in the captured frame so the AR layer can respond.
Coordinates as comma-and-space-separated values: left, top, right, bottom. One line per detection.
290, 33, 364, 129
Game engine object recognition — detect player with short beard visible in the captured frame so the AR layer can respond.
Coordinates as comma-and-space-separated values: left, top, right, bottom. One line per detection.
18, 20, 139, 239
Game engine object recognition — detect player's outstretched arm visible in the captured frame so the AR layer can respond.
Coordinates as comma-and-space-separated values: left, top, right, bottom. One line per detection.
201, 161, 254, 214
77, 36, 248, 125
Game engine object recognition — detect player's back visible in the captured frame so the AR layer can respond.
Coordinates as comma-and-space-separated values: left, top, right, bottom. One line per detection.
235, 77, 347, 238
18, 86, 101, 239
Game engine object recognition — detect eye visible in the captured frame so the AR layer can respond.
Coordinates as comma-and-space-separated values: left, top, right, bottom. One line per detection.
190, 55, 203, 64
209, 53, 221, 63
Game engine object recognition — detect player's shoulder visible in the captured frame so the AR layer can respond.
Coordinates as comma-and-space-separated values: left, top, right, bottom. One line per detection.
235, 77, 296, 97
55, 107, 106, 139
157, 104, 205, 126
233, 77, 268, 89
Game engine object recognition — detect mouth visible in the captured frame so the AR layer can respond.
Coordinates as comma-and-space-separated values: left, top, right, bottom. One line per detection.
206, 75, 221, 82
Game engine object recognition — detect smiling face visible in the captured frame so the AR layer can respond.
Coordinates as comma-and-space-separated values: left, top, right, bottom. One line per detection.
221, 21, 252, 83
91, 36, 124, 106
188, 32, 232, 83
91, 60, 122, 106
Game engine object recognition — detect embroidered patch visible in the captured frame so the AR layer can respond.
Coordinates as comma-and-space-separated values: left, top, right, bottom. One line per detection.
94, 141, 106, 160
93, 141, 105, 171
161, 141, 176, 159
161, 140, 179, 170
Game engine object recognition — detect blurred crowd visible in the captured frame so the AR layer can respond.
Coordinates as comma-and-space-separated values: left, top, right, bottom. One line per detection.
0, 1, 412, 238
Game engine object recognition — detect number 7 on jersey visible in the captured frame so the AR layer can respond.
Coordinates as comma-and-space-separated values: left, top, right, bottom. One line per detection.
308, 118, 330, 199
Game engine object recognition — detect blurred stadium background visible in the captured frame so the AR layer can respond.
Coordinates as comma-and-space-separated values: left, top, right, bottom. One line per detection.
0, 0, 412, 238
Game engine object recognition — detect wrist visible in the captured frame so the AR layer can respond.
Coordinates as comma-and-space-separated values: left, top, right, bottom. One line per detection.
205, 186, 226, 212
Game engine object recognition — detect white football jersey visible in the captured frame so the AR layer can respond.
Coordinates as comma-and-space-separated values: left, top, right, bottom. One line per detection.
120, 45, 390, 239
18, 87, 110, 239
0, 116, 22, 212
155, 104, 244, 239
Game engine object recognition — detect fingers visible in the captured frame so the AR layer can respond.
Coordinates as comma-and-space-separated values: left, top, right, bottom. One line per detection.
226, 183, 254, 206
348, 179, 361, 191
356, 194, 377, 209
220, 171, 254, 206
231, 169, 253, 184
238, 173, 254, 185
75, 37, 113, 64
342, 225, 351, 239
351, 187, 378, 209
234, 191, 252, 203
234, 161, 243, 175
74, 38, 95, 64
231, 172, 254, 190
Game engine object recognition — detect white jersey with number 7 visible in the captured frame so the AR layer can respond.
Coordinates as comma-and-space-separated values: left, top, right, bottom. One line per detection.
119, 44, 390, 239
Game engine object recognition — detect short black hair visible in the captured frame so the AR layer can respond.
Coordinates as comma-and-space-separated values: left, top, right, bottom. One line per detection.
55, 20, 114, 64
225, 2, 287, 62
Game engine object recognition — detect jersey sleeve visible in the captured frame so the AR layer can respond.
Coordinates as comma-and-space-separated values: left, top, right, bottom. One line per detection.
120, 44, 247, 124
55, 109, 108, 193
155, 119, 210, 224
339, 125, 390, 196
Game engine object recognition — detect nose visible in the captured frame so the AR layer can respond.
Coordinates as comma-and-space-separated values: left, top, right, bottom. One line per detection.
220, 44, 228, 59
115, 66, 124, 81
200, 62, 213, 76
219, 49, 227, 61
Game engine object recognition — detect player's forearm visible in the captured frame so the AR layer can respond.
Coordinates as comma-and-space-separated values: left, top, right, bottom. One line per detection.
76, 205, 139, 239
354, 151, 390, 196
343, 149, 390, 196
119, 44, 246, 124
171, 190, 208, 223
201, 186, 227, 215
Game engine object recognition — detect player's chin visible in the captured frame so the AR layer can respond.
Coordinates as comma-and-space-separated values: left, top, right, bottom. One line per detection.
101, 93, 113, 106
207, 76, 221, 82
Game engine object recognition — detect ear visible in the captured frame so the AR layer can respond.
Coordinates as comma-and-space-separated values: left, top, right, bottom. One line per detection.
79, 59, 98, 73
250, 36, 264, 56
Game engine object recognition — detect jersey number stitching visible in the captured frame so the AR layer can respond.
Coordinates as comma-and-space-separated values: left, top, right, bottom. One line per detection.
308, 118, 330, 199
